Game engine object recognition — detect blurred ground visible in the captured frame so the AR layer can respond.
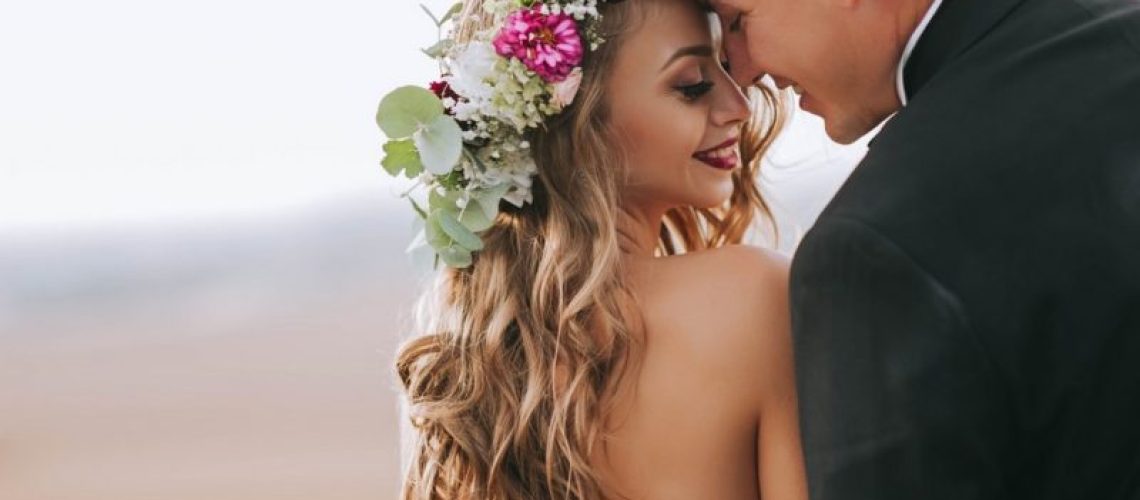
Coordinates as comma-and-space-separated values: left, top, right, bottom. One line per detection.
0, 197, 420, 500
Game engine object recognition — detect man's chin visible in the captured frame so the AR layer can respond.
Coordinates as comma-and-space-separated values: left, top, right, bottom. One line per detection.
823, 113, 881, 145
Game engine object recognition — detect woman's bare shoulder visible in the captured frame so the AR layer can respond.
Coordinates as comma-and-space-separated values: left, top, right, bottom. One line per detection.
636, 244, 789, 324
633, 245, 792, 405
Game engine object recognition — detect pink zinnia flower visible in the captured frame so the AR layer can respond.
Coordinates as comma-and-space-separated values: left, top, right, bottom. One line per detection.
492, 7, 584, 83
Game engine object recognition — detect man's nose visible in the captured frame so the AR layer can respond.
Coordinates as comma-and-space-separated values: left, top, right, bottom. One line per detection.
723, 35, 763, 88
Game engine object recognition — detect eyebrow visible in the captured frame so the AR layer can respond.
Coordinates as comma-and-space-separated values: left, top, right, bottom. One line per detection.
660, 45, 714, 71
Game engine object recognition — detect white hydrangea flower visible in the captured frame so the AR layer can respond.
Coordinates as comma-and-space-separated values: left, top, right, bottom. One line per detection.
446, 41, 497, 99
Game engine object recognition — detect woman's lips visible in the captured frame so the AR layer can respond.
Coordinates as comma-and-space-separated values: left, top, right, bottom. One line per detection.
693, 138, 739, 170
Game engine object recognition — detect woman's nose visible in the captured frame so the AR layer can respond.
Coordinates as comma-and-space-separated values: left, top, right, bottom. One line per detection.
712, 67, 752, 126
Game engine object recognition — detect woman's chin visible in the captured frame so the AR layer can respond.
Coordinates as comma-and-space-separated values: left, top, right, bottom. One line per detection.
686, 184, 736, 209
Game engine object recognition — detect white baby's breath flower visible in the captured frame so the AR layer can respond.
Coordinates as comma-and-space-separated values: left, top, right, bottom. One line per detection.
503, 188, 528, 208
562, 0, 600, 20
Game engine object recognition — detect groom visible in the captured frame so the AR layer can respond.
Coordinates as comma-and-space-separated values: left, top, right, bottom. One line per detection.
708, 0, 1140, 498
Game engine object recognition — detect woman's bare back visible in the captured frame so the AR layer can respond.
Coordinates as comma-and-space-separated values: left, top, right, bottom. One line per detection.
597, 245, 807, 500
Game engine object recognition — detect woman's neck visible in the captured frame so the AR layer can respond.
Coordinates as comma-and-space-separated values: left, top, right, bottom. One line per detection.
617, 203, 667, 260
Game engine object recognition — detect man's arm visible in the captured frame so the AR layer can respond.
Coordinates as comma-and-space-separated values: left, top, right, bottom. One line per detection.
790, 216, 1010, 500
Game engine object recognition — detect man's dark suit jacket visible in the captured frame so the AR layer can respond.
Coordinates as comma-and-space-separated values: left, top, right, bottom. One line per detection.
790, 0, 1140, 498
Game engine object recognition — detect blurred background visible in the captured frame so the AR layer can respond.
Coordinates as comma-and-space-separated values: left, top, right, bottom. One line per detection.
0, 1, 870, 498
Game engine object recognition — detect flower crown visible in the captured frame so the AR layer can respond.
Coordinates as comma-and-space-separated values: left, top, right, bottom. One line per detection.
376, 0, 608, 268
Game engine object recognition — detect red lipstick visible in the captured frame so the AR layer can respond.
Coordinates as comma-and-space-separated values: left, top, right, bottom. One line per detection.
693, 137, 740, 170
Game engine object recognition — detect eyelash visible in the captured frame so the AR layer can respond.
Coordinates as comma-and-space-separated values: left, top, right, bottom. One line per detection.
676, 80, 715, 100
729, 13, 743, 32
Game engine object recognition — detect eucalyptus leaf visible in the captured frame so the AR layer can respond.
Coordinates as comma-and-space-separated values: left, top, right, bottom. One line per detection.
439, 2, 463, 25
428, 188, 458, 213
376, 86, 444, 139
381, 139, 423, 178
425, 213, 451, 249
414, 114, 463, 175
459, 200, 494, 232
422, 39, 453, 59
436, 209, 484, 251
438, 245, 473, 268
473, 184, 510, 221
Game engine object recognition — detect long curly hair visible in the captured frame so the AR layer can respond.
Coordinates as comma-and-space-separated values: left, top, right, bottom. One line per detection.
396, 1, 786, 498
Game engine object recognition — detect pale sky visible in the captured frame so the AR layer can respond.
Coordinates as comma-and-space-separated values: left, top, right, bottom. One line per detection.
0, 0, 864, 235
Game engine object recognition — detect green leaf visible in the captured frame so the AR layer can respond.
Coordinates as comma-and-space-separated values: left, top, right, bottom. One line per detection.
459, 200, 494, 232
424, 209, 476, 268
422, 39, 453, 59
425, 213, 451, 249
435, 209, 484, 251
438, 245, 473, 268
419, 4, 441, 26
428, 188, 458, 213
381, 139, 423, 178
409, 197, 428, 220
376, 86, 444, 139
414, 114, 463, 175
472, 184, 510, 221
440, 2, 463, 25
437, 169, 465, 190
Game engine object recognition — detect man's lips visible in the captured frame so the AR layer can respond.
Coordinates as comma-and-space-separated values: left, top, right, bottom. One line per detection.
693, 137, 740, 170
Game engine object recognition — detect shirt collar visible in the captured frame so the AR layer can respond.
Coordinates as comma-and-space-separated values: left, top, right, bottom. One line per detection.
896, 0, 944, 106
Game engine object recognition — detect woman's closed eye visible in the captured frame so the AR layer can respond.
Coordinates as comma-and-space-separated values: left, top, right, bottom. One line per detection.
676, 80, 715, 100
728, 13, 743, 33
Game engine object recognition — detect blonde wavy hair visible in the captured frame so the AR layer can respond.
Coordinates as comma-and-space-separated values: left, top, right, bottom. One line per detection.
396, 1, 786, 498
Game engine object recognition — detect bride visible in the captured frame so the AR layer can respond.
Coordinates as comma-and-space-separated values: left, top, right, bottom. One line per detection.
381, 0, 807, 497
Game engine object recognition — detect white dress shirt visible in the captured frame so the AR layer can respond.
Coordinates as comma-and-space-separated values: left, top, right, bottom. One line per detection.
897, 0, 945, 106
